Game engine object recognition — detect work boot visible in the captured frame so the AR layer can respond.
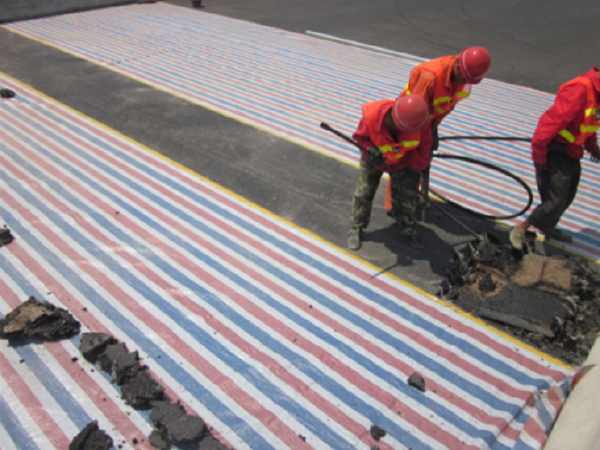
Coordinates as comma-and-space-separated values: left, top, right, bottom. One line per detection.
347, 230, 362, 251
509, 226, 525, 250
402, 231, 424, 249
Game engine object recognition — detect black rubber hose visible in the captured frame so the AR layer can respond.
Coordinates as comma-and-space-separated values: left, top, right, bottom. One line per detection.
319, 123, 534, 219
430, 153, 534, 220
440, 135, 531, 142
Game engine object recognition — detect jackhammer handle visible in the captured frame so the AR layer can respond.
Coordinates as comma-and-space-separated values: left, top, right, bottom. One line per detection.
320, 122, 367, 153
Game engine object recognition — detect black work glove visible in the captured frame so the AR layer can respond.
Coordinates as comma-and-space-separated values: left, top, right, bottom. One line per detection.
366, 145, 385, 166
0, 89, 16, 99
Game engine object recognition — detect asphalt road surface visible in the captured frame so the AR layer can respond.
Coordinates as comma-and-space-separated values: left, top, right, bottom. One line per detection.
167, 0, 600, 94
1, 0, 595, 297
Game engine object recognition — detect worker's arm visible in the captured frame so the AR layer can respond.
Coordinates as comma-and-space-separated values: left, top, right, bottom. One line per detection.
352, 116, 373, 151
584, 134, 600, 162
352, 117, 386, 166
531, 83, 587, 165
409, 120, 434, 172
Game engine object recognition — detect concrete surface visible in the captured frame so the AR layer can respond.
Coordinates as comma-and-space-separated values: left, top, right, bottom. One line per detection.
0, 0, 134, 23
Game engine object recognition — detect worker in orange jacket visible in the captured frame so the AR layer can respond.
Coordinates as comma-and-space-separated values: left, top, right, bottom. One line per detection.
510, 68, 600, 249
384, 46, 491, 211
348, 95, 432, 251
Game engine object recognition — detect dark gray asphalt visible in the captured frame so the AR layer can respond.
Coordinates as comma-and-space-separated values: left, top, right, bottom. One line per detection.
168, 0, 600, 94
0, 1, 585, 295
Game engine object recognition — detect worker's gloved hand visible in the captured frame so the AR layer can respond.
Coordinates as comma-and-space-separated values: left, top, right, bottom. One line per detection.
588, 147, 600, 163
399, 167, 421, 190
366, 145, 385, 167
0, 89, 16, 99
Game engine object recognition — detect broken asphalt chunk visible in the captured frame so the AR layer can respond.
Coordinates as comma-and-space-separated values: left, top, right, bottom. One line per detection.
370, 424, 386, 441
69, 420, 113, 450
0, 296, 80, 340
120, 369, 164, 407
485, 283, 567, 327
478, 307, 554, 338
0, 89, 16, 99
164, 413, 206, 445
407, 372, 426, 392
198, 434, 235, 449
79, 332, 117, 363
80, 333, 230, 449
149, 429, 170, 450
97, 342, 128, 373
111, 350, 142, 385
150, 401, 186, 425
150, 400, 207, 446
0, 227, 13, 246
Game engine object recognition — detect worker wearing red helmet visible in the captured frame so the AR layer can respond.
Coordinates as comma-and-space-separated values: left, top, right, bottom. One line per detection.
510, 68, 600, 249
383, 46, 491, 211
347, 94, 432, 251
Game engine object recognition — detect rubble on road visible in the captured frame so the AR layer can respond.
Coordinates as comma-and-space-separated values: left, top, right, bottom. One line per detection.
438, 233, 600, 366
0, 227, 14, 246
68, 420, 113, 450
81, 334, 165, 409
370, 425, 386, 441
0, 296, 80, 341
150, 400, 207, 447
78, 332, 232, 450
79, 332, 117, 362
407, 372, 426, 392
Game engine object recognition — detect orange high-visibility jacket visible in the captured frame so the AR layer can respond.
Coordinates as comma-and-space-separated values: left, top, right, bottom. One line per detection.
361, 100, 422, 166
557, 76, 600, 146
402, 56, 470, 125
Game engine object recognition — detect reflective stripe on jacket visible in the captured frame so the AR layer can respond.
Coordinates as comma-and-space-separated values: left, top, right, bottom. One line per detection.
402, 56, 470, 120
558, 76, 600, 145
362, 100, 421, 165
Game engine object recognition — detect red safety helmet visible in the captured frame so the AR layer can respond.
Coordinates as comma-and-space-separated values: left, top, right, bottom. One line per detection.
459, 46, 491, 84
392, 94, 429, 132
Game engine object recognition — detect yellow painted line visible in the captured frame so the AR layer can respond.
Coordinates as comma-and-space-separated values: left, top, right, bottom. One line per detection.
2, 27, 357, 170
0, 70, 573, 371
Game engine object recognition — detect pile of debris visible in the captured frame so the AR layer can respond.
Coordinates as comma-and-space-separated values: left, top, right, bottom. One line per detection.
78, 332, 231, 450
0, 296, 80, 340
0, 297, 232, 450
438, 233, 600, 366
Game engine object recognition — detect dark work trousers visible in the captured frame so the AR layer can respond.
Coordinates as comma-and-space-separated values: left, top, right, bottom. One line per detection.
528, 142, 581, 232
350, 157, 420, 235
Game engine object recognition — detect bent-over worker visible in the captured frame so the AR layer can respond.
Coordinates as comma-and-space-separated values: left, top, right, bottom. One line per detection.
347, 94, 432, 251
384, 46, 491, 211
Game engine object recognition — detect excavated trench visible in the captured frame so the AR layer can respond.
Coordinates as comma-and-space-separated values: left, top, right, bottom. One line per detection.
437, 232, 600, 366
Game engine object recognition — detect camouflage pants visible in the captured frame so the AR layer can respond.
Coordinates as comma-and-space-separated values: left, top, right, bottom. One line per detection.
349, 157, 418, 235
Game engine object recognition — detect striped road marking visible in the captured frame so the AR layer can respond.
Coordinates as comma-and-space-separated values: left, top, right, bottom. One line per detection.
4, 3, 600, 260
0, 70, 572, 449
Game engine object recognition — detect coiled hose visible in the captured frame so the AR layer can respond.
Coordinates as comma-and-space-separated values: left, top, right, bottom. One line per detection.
432, 135, 534, 220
